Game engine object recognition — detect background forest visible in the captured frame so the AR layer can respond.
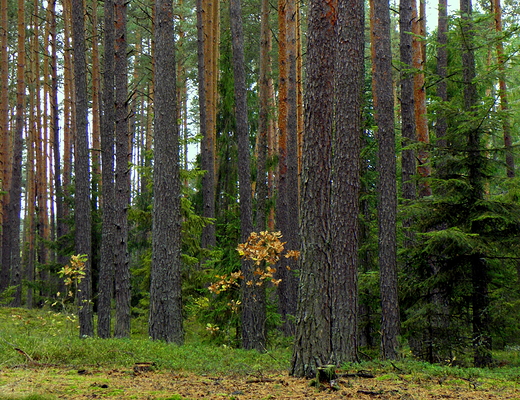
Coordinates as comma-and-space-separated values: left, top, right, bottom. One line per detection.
1, 0, 520, 379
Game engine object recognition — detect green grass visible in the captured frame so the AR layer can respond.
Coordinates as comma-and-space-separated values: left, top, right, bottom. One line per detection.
0, 307, 290, 374
2, 306, 520, 385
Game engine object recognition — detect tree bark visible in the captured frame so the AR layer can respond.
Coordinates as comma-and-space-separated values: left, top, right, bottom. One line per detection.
291, 0, 335, 378
399, 0, 416, 201
71, 0, 94, 337
98, 0, 116, 339
330, 0, 364, 364
114, 0, 131, 338
228, 0, 264, 351
149, 0, 184, 344
370, 0, 400, 360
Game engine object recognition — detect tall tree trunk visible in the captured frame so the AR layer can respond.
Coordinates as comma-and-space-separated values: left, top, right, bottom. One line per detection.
71, 0, 94, 337
290, 0, 335, 378
200, 0, 219, 248
8, 0, 27, 306
436, 0, 448, 148
370, 0, 400, 360
114, 0, 131, 338
330, 0, 364, 364
460, 0, 492, 367
98, 0, 115, 339
255, 0, 272, 231
412, 0, 431, 197
492, 0, 514, 177
149, 0, 184, 344
276, 0, 299, 336
399, 0, 416, 201
0, 0, 8, 282
228, 0, 264, 351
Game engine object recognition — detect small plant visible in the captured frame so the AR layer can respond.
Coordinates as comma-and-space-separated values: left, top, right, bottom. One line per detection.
51, 254, 88, 331
205, 231, 300, 336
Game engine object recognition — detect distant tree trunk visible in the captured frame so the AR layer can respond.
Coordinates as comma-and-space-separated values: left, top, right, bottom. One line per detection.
98, 0, 116, 339
7, 0, 27, 306
370, 0, 400, 360
436, 0, 448, 147
91, 0, 101, 207
0, 0, 7, 280
399, 0, 416, 201
412, 0, 431, 197
330, 0, 364, 364
255, 0, 272, 230
291, 0, 335, 378
49, 0, 64, 306
460, 0, 492, 368
72, 0, 94, 337
228, 0, 264, 351
199, 0, 219, 248
492, 0, 514, 177
113, 0, 131, 338
149, 0, 184, 344
276, 0, 299, 336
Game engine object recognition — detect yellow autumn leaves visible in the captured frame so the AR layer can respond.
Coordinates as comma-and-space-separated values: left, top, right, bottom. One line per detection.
208, 231, 300, 295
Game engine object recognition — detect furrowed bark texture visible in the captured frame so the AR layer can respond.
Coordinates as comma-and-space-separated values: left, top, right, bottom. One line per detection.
149, 0, 184, 344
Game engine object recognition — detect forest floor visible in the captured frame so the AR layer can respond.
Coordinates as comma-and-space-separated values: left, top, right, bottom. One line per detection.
1, 363, 519, 400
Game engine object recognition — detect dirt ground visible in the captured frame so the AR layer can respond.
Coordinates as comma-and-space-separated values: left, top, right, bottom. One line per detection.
0, 365, 519, 400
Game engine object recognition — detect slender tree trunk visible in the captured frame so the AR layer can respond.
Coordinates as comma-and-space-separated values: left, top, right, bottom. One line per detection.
412, 0, 431, 197
492, 0, 514, 177
114, 0, 131, 338
228, 0, 264, 351
370, 0, 400, 360
72, 0, 93, 337
97, 0, 115, 339
149, 0, 184, 344
8, 0, 27, 306
460, 0, 492, 367
200, 0, 219, 248
436, 0, 448, 148
400, 0, 416, 201
255, 0, 273, 230
276, 0, 299, 336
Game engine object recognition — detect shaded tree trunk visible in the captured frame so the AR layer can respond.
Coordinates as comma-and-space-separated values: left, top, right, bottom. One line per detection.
72, 0, 94, 337
149, 0, 184, 344
290, 0, 335, 378
370, 0, 400, 360
492, 0, 514, 177
330, 0, 364, 364
98, 0, 116, 339
460, 0, 492, 367
114, 0, 131, 338
228, 0, 264, 351
7, 0, 27, 306
399, 0, 416, 201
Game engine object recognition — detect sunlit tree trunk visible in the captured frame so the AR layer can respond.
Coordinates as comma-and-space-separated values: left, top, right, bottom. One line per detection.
200, 0, 219, 248
370, 0, 400, 360
412, 0, 431, 197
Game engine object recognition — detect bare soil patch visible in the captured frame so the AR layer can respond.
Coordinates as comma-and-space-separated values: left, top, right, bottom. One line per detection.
0, 365, 518, 399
